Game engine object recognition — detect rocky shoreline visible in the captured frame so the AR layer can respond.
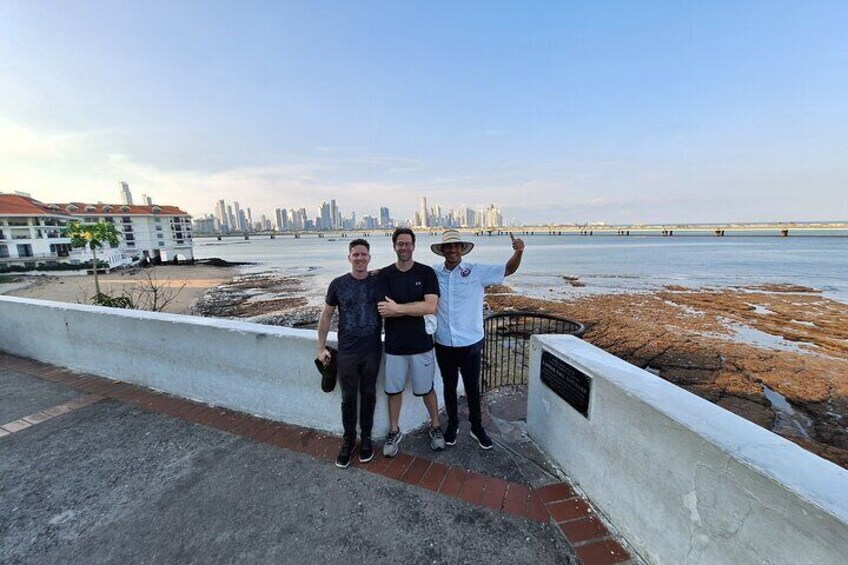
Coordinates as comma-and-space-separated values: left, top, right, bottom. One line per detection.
485, 283, 848, 469
191, 271, 848, 469
192, 270, 322, 327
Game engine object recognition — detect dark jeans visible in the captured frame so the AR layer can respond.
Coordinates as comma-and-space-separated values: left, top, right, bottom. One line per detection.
337, 348, 381, 442
435, 339, 484, 430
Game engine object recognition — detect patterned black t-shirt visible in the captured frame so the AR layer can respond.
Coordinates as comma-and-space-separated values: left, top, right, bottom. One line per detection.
378, 262, 440, 355
325, 273, 383, 354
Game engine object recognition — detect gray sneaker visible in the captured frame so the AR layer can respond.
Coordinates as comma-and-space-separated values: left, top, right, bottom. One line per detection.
383, 429, 403, 458
429, 426, 446, 451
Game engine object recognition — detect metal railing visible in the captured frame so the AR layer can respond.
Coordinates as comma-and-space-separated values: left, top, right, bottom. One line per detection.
482, 311, 585, 393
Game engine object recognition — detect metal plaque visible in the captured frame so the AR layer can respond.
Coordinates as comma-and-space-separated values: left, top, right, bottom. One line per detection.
540, 351, 591, 418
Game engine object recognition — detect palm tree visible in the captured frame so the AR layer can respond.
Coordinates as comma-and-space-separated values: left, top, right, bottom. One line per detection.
63, 221, 122, 297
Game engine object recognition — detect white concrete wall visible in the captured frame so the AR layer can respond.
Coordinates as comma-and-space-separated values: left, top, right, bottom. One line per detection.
528, 335, 848, 565
0, 296, 442, 437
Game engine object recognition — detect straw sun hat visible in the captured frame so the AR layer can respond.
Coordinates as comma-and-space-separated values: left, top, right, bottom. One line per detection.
431, 229, 475, 256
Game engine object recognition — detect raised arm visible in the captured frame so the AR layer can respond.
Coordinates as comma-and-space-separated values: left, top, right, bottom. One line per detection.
505, 237, 525, 277
316, 303, 336, 363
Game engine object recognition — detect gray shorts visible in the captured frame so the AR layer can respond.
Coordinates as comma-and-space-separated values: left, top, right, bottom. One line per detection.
384, 350, 435, 396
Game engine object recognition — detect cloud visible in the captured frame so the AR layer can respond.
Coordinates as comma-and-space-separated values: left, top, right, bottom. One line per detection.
2, 119, 846, 224
0, 119, 91, 160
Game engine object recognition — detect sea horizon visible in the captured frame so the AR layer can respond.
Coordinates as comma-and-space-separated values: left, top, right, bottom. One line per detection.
194, 231, 848, 307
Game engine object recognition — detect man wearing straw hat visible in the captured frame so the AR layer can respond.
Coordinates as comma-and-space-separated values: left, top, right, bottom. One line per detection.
431, 230, 525, 449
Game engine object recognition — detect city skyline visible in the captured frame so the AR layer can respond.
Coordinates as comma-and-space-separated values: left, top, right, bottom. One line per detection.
195, 194, 505, 233
1, 3, 847, 224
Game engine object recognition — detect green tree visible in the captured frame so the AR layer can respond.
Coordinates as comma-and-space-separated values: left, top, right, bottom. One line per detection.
62, 221, 122, 297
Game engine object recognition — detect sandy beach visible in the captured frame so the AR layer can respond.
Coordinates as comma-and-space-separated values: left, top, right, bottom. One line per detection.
3, 266, 846, 469
1, 265, 235, 314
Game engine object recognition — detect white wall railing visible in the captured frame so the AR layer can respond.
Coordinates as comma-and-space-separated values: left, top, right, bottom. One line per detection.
0, 296, 442, 436
528, 335, 848, 565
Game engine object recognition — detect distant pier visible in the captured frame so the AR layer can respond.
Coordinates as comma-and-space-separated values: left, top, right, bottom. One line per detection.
193, 222, 848, 241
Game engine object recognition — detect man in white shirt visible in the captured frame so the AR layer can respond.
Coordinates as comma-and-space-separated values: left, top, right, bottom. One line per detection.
430, 230, 525, 449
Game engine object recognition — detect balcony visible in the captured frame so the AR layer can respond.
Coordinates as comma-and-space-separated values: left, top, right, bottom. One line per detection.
0, 252, 60, 263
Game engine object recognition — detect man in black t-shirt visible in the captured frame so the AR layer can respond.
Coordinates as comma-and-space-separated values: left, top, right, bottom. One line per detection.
377, 228, 445, 457
317, 239, 383, 469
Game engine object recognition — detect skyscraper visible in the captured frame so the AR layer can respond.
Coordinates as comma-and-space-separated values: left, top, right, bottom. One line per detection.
380, 207, 390, 228
329, 199, 338, 230
233, 202, 242, 231
216, 200, 228, 230
320, 201, 331, 230
419, 197, 429, 228
483, 204, 503, 228
120, 181, 133, 205
464, 208, 477, 228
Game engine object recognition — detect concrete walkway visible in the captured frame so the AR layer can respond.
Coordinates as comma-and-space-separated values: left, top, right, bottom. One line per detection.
1, 353, 634, 565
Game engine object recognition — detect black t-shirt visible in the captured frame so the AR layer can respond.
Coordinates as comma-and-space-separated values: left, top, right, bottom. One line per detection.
378, 262, 440, 355
325, 273, 383, 354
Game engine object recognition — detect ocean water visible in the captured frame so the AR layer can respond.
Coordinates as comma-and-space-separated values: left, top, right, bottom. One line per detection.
194, 232, 848, 306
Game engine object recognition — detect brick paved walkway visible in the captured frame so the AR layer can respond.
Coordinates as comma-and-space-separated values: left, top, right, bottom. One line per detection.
1, 352, 634, 565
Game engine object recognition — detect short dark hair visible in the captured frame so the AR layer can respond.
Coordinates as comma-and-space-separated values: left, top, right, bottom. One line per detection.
392, 227, 415, 244
349, 238, 370, 251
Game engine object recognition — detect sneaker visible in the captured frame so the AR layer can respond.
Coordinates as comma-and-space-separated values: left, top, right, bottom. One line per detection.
335, 440, 355, 468
359, 437, 374, 463
470, 427, 493, 450
429, 426, 446, 451
444, 422, 458, 446
383, 429, 403, 458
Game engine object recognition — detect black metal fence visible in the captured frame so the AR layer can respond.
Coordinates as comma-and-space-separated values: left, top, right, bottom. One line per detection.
482, 312, 585, 393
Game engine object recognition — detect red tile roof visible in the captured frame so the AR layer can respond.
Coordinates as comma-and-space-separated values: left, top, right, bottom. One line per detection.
0, 195, 189, 217
0, 194, 73, 217
52, 202, 189, 216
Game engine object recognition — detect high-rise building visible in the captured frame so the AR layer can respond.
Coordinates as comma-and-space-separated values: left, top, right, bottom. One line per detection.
215, 200, 227, 231
483, 204, 503, 228
319, 201, 331, 230
464, 208, 477, 228
141, 194, 153, 206
380, 207, 390, 228
432, 204, 443, 227
329, 199, 338, 230
120, 181, 133, 205
227, 205, 235, 231
233, 202, 242, 231
419, 197, 429, 228
193, 215, 219, 234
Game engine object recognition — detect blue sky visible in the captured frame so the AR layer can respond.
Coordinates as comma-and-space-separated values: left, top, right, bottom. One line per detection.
1, 1, 846, 224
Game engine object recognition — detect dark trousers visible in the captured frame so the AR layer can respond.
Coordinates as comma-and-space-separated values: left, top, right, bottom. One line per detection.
435, 340, 484, 430
338, 348, 381, 442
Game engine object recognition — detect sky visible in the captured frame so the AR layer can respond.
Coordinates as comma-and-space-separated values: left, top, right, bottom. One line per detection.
1, 1, 847, 225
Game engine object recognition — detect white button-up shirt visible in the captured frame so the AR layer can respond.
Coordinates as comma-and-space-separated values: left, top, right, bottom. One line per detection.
432, 260, 505, 347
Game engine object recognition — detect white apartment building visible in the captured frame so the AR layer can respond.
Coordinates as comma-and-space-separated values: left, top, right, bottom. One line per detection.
0, 194, 194, 270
